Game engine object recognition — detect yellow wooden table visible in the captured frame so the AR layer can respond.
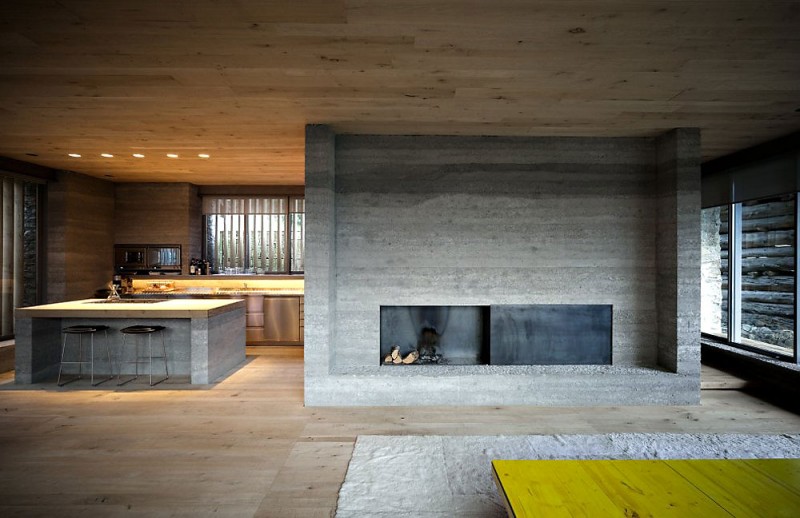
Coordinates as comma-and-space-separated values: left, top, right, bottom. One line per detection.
492, 458, 800, 517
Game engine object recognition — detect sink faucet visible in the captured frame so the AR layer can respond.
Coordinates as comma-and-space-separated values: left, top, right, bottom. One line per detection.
243, 282, 248, 289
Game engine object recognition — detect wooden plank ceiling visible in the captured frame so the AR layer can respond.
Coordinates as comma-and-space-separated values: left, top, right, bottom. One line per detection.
0, 0, 798, 185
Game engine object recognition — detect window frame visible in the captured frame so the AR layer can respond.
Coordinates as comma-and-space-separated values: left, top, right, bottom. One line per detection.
0, 174, 44, 340
701, 194, 800, 364
202, 195, 304, 275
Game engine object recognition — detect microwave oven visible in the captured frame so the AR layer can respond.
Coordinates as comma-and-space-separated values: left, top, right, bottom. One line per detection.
115, 244, 181, 274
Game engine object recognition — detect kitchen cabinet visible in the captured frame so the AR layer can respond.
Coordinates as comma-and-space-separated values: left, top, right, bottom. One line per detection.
245, 295, 266, 343
246, 295, 304, 345
126, 278, 304, 346
264, 297, 300, 342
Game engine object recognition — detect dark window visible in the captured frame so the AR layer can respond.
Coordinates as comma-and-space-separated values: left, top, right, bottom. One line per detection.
702, 194, 797, 360
1, 176, 42, 339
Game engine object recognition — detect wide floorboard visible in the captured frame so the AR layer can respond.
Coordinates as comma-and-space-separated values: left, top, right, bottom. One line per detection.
1, 347, 798, 517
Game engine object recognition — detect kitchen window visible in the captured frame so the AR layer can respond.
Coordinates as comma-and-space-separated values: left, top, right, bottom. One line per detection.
203, 196, 304, 274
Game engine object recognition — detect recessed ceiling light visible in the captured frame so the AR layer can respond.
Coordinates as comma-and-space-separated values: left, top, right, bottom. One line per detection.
198, 153, 210, 159
68, 153, 82, 158
166, 153, 179, 158
132, 153, 145, 158
101, 153, 114, 158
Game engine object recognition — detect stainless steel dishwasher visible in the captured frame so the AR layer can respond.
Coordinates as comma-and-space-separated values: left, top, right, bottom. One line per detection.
263, 296, 301, 343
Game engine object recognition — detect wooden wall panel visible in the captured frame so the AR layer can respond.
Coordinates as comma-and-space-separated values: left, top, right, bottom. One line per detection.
114, 183, 201, 274
46, 171, 115, 302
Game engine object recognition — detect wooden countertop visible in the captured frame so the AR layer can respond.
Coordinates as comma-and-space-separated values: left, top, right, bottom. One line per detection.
132, 288, 304, 297
16, 298, 245, 319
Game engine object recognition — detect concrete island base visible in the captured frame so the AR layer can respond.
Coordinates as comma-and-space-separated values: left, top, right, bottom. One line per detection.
15, 299, 246, 385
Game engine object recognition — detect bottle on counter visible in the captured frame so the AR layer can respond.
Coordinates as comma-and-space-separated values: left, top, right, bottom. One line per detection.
112, 274, 122, 293
189, 258, 197, 275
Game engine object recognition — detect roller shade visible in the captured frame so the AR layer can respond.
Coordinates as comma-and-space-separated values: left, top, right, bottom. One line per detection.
702, 152, 799, 208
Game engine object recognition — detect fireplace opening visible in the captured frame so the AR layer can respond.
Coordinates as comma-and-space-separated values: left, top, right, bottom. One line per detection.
380, 304, 613, 366
380, 306, 489, 365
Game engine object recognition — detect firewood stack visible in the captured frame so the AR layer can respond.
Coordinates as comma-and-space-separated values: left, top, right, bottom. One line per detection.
383, 345, 419, 364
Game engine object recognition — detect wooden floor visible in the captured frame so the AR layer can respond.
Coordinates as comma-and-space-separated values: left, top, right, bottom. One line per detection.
1, 347, 799, 518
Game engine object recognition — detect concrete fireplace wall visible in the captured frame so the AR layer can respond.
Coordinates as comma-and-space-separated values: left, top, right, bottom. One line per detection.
305, 126, 701, 406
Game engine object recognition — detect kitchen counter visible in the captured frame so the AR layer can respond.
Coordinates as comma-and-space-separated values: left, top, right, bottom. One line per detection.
128, 276, 303, 298
123, 282, 305, 345
16, 298, 244, 318
130, 288, 304, 297
15, 298, 246, 385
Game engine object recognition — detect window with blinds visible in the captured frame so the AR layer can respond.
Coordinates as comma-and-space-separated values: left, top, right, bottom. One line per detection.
1, 176, 41, 339
203, 196, 304, 274
290, 197, 305, 272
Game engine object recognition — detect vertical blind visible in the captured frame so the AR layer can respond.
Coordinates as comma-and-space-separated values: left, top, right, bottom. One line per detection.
1, 178, 25, 337
203, 196, 304, 273
290, 198, 305, 272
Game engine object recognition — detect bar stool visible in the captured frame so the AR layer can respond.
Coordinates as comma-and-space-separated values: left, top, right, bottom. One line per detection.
57, 325, 112, 386
117, 325, 169, 386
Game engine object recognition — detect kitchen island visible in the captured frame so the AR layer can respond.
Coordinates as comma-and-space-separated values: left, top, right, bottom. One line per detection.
129, 278, 305, 345
15, 298, 246, 385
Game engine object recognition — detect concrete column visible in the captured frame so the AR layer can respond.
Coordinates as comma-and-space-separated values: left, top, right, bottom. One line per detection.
304, 124, 336, 398
655, 128, 702, 374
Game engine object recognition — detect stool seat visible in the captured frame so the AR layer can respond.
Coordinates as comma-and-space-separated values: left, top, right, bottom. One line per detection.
64, 325, 110, 334
120, 325, 165, 334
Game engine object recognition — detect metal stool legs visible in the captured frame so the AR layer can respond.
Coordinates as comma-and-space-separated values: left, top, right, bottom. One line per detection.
117, 326, 168, 386
57, 326, 112, 387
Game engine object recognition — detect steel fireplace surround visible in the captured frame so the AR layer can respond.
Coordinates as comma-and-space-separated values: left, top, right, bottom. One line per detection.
380, 304, 612, 366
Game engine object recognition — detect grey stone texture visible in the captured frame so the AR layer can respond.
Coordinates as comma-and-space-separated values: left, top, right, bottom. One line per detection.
304, 128, 702, 406
13, 317, 62, 383
656, 129, 702, 375
700, 207, 723, 334
193, 305, 247, 384
15, 308, 245, 385
304, 125, 337, 387
22, 182, 39, 307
